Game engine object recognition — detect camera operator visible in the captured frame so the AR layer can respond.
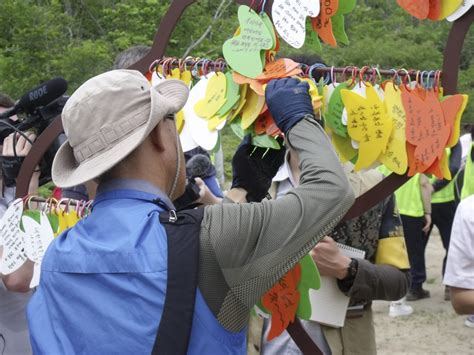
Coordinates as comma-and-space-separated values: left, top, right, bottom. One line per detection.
0, 92, 37, 355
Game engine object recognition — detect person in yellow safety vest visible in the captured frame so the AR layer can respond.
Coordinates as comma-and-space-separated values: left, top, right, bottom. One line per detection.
393, 173, 433, 301
426, 143, 462, 302
457, 126, 474, 201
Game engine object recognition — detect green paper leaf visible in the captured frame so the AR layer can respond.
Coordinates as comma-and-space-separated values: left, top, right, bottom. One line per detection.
327, 82, 351, 137
296, 255, 321, 320
252, 134, 280, 150
21, 210, 40, 231
261, 12, 276, 50
332, 15, 349, 45
305, 20, 322, 54
230, 116, 254, 140
216, 72, 241, 116
332, 0, 355, 46
223, 5, 273, 79
47, 213, 59, 233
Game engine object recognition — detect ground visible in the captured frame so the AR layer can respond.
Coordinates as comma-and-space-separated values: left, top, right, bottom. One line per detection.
373, 228, 474, 355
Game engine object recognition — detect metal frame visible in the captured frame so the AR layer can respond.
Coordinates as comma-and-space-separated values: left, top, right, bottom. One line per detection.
13, 1, 473, 353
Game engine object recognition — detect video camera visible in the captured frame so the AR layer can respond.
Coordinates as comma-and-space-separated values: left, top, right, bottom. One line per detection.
0, 78, 68, 187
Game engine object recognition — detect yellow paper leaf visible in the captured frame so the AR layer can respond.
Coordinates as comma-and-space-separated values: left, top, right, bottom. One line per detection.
342, 84, 393, 171
65, 210, 80, 228
329, 126, 357, 162
440, 150, 451, 180
380, 82, 408, 174
166, 68, 181, 80
55, 210, 68, 237
447, 94, 468, 147
176, 110, 185, 133
194, 73, 227, 119
241, 89, 265, 129
180, 70, 192, 86
229, 84, 248, 122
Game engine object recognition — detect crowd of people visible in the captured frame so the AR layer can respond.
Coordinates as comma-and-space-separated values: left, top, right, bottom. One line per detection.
0, 47, 473, 354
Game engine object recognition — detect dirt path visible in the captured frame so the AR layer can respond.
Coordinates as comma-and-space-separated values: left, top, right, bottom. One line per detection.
372, 229, 474, 354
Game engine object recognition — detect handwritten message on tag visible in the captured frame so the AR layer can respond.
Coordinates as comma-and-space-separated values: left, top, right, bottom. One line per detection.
223, 5, 273, 78
342, 84, 393, 171
402, 88, 448, 175
23, 213, 54, 288
312, 0, 340, 47
380, 82, 408, 174
0, 199, 27, 274
272, 0, 320, 49
262, 263, 301, 340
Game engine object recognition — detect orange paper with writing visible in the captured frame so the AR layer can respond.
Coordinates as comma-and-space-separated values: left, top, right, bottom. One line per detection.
401, 87, 459, 178
262, 264, 301, 341
312, 0, 340, 47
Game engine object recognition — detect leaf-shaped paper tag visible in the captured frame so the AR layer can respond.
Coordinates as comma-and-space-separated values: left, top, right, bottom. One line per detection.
397, 0, 430, 19
312, 0, 340, 47
0, 199, 27, 275
223, 6, 274, 78
272, 0, 320, 48
296, 255, 321, 320
262, 264, 301, 341
380, 82, 408, 174
342, 84, 393, 170
194, 72, 228, 119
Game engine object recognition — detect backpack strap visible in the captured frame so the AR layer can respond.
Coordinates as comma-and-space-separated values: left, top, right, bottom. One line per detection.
152, 208, 205, 355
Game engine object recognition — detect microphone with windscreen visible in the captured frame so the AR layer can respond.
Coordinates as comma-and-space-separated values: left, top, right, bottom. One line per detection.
0, 77, 68, 119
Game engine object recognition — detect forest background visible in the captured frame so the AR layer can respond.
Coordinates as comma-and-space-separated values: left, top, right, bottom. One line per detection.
1, 0, 473, 180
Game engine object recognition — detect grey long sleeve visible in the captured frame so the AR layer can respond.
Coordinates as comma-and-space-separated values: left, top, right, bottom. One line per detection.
342, 260, 410, 304
198, 117, 355, 332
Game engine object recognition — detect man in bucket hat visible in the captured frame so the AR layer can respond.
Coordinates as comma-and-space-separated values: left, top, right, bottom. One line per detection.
27, 72, 354, 354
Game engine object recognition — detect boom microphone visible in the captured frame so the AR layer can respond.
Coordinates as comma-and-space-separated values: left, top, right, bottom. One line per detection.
0, 77, 68, 118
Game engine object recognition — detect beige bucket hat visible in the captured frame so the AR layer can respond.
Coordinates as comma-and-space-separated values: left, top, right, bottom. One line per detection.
52, 69, 189, 188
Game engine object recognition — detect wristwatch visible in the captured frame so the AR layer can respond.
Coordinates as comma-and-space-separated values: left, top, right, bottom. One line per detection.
337, 258, 358, 292
346, 258, 358, 279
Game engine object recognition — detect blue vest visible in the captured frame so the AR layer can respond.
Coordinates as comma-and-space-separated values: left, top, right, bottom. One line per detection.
27, 185, 247, 354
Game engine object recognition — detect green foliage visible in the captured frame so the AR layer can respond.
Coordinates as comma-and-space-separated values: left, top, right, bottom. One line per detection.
1, 0, 472, 186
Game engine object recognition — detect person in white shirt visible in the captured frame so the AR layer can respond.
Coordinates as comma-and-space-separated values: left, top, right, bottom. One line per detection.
444, 195, 474, 327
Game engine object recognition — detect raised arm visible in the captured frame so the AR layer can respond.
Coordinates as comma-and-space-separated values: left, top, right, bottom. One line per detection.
199, 78, 354, 331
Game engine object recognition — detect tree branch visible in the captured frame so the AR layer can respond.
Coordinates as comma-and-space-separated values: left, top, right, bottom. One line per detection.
182, 0, 233, 57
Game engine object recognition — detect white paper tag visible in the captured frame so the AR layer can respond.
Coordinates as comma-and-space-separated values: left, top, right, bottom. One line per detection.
183, 74, 219, 151
23, 213, 54, 264
0, 199, 27, 274
447, 0, 473, 22
272, 0, 320, 48
22, 212, 55, 289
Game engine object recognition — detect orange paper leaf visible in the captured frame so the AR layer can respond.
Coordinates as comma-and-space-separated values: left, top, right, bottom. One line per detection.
312, 0, 339, 47
262, 264, 301, 341
402, 87, 451, 177
397, 0, 430, 19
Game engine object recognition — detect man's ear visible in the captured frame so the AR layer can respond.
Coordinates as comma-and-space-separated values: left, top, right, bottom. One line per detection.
150, 121, 166, 152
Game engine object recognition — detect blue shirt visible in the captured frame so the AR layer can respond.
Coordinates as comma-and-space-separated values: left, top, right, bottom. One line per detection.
27, 179, 246, 354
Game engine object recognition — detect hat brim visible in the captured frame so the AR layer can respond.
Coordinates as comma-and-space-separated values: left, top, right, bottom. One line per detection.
52, 79, 189, 188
